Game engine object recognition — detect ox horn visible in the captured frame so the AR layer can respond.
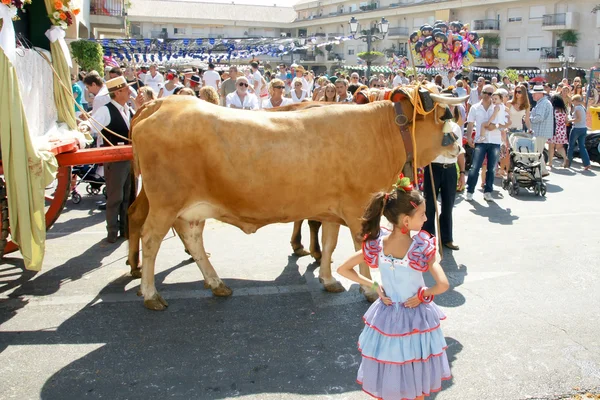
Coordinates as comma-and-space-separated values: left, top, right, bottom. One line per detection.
430, 94, 470, 105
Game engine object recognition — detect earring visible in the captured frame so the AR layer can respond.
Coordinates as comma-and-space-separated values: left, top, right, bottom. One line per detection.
400, 225, 409, 235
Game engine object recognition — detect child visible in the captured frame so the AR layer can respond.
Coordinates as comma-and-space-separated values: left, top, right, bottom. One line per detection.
477, 91, 506, 143
337, 176, 451, 400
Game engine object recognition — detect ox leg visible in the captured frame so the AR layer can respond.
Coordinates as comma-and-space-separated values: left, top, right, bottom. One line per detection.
308, 220, 322, 262
318, 222, 345, 293
346, 218, 378, 303
140, 212, 173, 311
126, 188, 149, 279
290, 220, 310, 257
174, 219, 233, 297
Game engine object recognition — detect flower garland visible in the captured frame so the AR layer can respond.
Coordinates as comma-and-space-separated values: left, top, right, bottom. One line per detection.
48, 0, 79, 29
1, 0, 32, 20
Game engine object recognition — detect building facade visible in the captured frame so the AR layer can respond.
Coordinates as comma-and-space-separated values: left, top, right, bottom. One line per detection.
93, 0, 600, 75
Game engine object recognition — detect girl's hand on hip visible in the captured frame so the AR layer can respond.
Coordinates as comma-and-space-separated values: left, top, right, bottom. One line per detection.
404, 295, 422, 308
376, 285, 392, 306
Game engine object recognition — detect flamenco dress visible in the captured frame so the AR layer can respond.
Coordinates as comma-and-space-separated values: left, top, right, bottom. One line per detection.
357, 228, 451, 399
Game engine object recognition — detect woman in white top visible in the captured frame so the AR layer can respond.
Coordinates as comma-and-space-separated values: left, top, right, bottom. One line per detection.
158, 69, 182, 98
291, 77, 309, 103
507, 84, 531, 131
262, 79, 293, 109
225, 76, 259, 110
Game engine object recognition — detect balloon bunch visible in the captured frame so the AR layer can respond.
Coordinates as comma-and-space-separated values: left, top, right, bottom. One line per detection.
408, 20, 484, 70
388, 54, 409, 70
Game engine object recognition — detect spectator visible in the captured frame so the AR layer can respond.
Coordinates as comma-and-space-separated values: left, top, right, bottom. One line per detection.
199, 86, 219, 105
566, 95, 591, 170
547, 94, 569, 169
529, 85, 552, 176
226, 76, 259, 110
262, 79, 292, 109
335, 79, 352, 103
203, 63, 221, 91
219, 66, 238, 106
291, 77, 309, 103
143, 64, 164, 94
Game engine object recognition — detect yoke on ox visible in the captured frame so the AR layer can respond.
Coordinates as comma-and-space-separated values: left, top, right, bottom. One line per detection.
128, 85, 466, 310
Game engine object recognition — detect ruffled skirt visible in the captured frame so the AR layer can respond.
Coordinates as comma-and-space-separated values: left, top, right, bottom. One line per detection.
357, 299, 451, 399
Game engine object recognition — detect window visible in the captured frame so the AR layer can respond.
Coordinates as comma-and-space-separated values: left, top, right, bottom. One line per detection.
348, 48, 355, 55
174, 27, 186, 35
529, 5, 545, 20
527, 36, 543, 51
349, 3, 357, 11
505, 37, 520, 52
507, 7, 521, 22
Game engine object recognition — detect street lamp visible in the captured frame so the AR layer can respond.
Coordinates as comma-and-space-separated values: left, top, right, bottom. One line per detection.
558, 54, 576, 80
291, 37, 306, 65
349, 16, 389, 80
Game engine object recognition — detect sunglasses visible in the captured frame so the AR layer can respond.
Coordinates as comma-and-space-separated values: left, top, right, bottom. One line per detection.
238, 83, 249, 87
273, 86, 285, 89
482, 91, 493, 95
515, 90, 522, 94
373, 84, 382, 88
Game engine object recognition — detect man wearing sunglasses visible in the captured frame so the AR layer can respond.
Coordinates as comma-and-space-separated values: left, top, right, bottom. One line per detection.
225, 76, 259, 110
465, 84, 509, 202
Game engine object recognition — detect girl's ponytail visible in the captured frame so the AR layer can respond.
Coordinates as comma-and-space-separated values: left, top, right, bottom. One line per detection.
360, 192, 387, 241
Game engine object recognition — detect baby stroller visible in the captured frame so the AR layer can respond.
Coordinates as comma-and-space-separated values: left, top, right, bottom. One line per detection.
70, 164, 106, 204
502, 132, 546, 197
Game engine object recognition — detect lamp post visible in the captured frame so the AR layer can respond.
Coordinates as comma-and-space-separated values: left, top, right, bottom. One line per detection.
291, 37, 306, 65
348, 16, 389, 80
558, 54, 575, 80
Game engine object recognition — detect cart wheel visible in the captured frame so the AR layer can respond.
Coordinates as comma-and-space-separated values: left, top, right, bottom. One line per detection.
541, 186, 547, 197
86, 184, 93, 195
71, 192, 82, 204
2, 166, 72, 257
102, 187, 107, 198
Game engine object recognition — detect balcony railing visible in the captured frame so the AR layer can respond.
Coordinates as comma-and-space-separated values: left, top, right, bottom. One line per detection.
327, 32, 344, 38
473, 19, 500, 30
542, 13, 566, 26
90, 0, 125, 16
387, 27, 409, 36
302, 54, 317, 61
479, 47, 499, 59
540, 46, 564, 59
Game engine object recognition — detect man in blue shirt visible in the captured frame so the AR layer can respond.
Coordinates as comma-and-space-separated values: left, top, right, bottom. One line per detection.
529, 85, 552, 176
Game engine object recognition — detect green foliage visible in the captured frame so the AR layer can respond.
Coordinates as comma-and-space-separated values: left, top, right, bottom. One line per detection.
592, 4, 600, 13
559, 30, 580, 46
500, 69, 520, 83
482, 35, 501, 47
70, 40, 104, 76
357, 51, 385, 63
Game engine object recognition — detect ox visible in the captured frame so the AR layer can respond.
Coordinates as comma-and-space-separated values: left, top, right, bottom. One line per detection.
128, 86, 466, 310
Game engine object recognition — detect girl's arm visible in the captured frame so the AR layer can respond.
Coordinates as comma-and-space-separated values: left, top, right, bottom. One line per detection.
336, 251, 375, 288
569, 107, 583, 124
404, 261, 450, 308
524, 108, 532, 130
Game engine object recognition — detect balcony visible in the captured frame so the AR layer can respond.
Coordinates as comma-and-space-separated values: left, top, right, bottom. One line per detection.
478, 47, 499, 61
387, 27, 409, 37
540, 46, 564, 62
327, 32, 344, 38
90, 0, 125, 33
542, 12, 578, 30
472, 19, 500, 34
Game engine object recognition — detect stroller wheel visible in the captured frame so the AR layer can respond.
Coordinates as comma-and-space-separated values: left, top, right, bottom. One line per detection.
86, 185, 93, 195
91, 188, 100, 195
102, 187, 107, 198
501, 178, 509, 191
541, 186, 547, 197
534, 185, 540, 196
72, 192, 82, 204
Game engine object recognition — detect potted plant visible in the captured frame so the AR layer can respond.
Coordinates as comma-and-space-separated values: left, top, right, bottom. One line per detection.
70, 40, 105, 75
559, 29, 579, 46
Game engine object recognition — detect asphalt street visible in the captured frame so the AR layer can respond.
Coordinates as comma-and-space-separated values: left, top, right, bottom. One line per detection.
0, 158, 599, 400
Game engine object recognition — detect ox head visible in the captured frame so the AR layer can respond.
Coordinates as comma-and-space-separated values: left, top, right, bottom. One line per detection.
386, 84, 468, 164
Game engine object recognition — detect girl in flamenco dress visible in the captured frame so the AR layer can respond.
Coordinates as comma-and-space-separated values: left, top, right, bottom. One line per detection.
337, 176, 451, 400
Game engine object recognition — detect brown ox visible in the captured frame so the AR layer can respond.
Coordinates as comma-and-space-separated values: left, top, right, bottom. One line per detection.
128, 87, 465, 310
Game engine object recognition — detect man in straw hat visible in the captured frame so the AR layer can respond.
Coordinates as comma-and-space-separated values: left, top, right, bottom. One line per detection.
79, 76, 135, 243
529, 84, 552, 176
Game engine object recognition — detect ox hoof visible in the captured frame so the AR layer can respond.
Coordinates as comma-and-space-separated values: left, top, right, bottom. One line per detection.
130, 268, 142, 279
320, 279, 345, 293
144, 294, 169, 311
211, 282, 233, 297
359, 286, 379, 303
311, 251, 322, 262
293, 247, 311, 257
203, 281, 211, 289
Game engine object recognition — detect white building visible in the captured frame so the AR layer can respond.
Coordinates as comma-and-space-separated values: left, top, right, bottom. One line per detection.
94, 0, 600, 77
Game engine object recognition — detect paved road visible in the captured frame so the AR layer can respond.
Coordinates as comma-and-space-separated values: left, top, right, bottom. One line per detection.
1, 160, 599, 400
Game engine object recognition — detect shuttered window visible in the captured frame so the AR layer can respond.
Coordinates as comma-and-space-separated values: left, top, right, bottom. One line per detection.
507, 8, 522, 22
506, 37, 521, 52
529, 5, 546, 20
527, 36, 543, 51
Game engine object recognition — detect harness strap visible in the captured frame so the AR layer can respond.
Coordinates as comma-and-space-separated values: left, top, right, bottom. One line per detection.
394, 102, 415, 182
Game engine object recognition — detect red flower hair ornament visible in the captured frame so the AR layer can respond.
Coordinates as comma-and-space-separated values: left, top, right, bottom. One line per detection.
393, 173, 414, 192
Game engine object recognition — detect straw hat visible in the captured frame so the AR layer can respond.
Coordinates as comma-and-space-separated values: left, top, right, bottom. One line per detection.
106, 76, 128, 93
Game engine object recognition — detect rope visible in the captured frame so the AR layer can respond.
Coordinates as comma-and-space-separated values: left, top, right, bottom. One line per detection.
34, 49, 132, 146
427, 163, 443, 260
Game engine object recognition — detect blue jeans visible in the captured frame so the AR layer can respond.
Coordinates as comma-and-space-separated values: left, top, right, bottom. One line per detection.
568, 127, 591, 167
467, 143, 501, 194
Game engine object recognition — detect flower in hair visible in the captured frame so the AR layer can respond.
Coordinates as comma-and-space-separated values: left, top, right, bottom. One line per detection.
392, 173, 414, 192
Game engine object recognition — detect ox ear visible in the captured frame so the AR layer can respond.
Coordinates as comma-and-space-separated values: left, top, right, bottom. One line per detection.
354, 90, 370, 104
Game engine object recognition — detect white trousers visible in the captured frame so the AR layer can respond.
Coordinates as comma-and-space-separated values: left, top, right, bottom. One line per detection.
534, 136, 549, 175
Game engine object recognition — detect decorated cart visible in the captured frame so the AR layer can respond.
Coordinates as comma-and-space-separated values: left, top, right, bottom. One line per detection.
0, 0, 132, 270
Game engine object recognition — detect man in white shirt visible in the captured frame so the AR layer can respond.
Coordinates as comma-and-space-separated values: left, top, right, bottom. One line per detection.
226, 76, 259, 110
392, 70, 409, 88
442, 70, 457, 89
203, 63, 221, 91
468, 76, 485, 106
143, 64, 164, 94
78, 77, 134, 243
465, 84, 509, 202
83, 73, 110, 112
423, 114, 465, 250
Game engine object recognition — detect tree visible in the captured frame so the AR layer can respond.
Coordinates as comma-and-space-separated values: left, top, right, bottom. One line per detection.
500, 69, 520, 83
70, 40, 104, 75
558, 30, 580, 46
